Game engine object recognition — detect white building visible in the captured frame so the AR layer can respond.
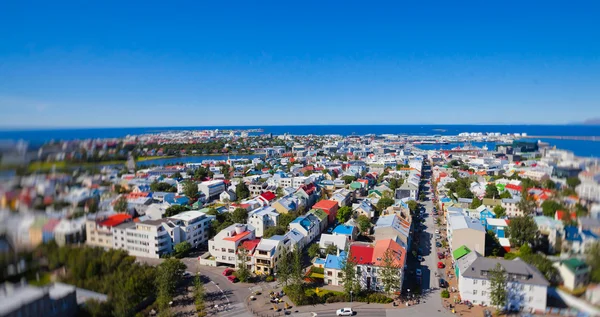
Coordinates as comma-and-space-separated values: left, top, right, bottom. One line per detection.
121, 219, 181, 258
208, 224, 256, 267
458, 256, 548, 313
169, 210, 214, 248
248, 206, 279, 238
198, 180, 226, 201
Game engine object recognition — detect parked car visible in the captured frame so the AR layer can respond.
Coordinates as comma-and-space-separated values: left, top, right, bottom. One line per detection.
435, 234, 441, 239
227, 275, 238, 283
484, 309, 492, 317
437, 253, 445, 259
437, 262, 445, 269
222, 268, 234, 276
416, 269, 422, 277
418, 255, 424, 261
336, 307, 354, 316
435, 229, 440, 234
438, 278, 446, 288
436, 242, 442, 248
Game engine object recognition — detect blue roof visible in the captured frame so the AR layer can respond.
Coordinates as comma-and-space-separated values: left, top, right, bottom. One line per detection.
314, 258, 326, 265
332, 225, 355, 236
291, 215, 313, 230
582, 230, 599, 239
565, 226, 582, 242
441, 197, 452, 203
375, 214, 396, 227
324, 251, 347, 270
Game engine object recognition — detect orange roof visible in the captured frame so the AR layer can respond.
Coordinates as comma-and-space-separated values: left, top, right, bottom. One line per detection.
223, 230, 251, 242
314, 200, 338, 211
240, 239, 261, 253
373, 239, 406, 267
99, 214, 132, 227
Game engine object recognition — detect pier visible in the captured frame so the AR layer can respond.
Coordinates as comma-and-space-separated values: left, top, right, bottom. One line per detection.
522, 135, 600, 141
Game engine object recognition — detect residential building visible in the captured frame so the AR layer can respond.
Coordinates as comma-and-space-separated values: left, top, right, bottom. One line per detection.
502, 198, 522, 217
395, 182, 418, 200
208, 224, 256, 267
272, 196, 298, 214
198, 180, 225, 201
289, 215, 320, 249
352, 200, 375, 219
332, 224, 359, 241
121, 219, 181, 258
248, 206, 279, 238
168, 210, 214, 248
86, 213, 132, 249
447, 214, 486, 256
373, 214, 411, 251
349, 239, 406, 292
331, 189, 353, 207
313, 199, 339, 224
319, 233, 348, 252
458, 256, 549, 313
54, 217, 86, 247
324, 251, 346, 286
553, 259, 590, 291
253, 236, 290, 275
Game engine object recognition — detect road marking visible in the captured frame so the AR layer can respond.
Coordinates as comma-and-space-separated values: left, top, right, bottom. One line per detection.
212, 281, 230, 305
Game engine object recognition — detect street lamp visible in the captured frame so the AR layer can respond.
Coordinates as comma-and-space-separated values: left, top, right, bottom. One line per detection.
350, 290, 353, 302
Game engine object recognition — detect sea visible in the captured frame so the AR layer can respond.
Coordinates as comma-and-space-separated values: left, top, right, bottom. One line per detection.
1, 125, 599, 158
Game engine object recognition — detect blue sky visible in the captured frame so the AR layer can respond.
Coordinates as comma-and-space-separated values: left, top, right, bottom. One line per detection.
1, 1, 599, 127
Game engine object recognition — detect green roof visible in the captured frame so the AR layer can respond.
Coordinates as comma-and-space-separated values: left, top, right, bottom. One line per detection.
453, 245, 472, 260
368, 190, 382, 197
496, 183, 506, 191
308, 209, 328, 221
482, 198, 502, 207
350, 181, 363, 189
561, 258, 589, 273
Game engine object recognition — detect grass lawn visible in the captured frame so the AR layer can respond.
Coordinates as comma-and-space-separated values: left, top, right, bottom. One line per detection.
136, 156, 174, 162
309, 272, 325, 279
27, 272, 52, 286
28, 161, 67, 172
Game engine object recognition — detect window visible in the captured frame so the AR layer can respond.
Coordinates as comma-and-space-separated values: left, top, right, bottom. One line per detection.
481, 291, 486, 296
519, 284, 524, 291
529, 285, 534, 291
473, 280, 477, 285
481, 280, 486, 286
528, 296, 533, 302
473, 290, 477, 295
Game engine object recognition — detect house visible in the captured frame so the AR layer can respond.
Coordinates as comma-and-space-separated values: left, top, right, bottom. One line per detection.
308, 209, 329, 233
272, 196, 298, 214
458, 255, 549, 313
220, 190, 237, 202
395, 182, 418, 200
447, 214, 486, 256
253, 237, 284, 275
331, 189, 353, 207
553, 258, 590, 291
502, 198, 522, 217
86, 213, 132, 249
313, 199, 339, 225
349, 239, 406, 292
258, 191, 277, 205
198, 180, 225, 201
332, 224, 359, 241
476, 205, 496, 226
324, 251, 346, 286
207, 224, 256, 267
373, 214, 411, 251
482, 198, 502, 210
457, 198, 473, 208
486, 218, 508, 238
289, 215, 320, 249
560, 226, 598, 255
248, 206, 279, 238
0, 282, 78, 317
319, 234, 348, 252
53, 217, 86, 247
353, 200, 375, 219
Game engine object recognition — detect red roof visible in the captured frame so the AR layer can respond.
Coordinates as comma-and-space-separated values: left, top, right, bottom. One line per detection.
223, 230, 251, 242
349, 244, 375, 265
313, 200, 338, 211
505, 184, 522, 192
260, 191, 276, 202
240, 239, 261, 253
99, 214, 132, 227
300, 183, 316, 195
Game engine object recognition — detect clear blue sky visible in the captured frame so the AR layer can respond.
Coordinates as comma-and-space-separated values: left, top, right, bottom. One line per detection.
1, 1, 599, 127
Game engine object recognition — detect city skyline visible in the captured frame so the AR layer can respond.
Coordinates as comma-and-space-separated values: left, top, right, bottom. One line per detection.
1, 1, 599, 127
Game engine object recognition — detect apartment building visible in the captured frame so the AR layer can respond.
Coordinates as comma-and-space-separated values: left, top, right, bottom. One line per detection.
248, 206, 279, 237
86, 213, 132, 249
458, 256, 548, 313
120, 219, 181, 258
553, 259, 590, 291
169, 210, 214, 248
501, 198, 523, 217
324, 251, 346, 286
289, 215, 321, 249
208, 224, 256, 267
253, 235, 293, 275
447, 214, 486, 256
348, 239, 406, 292
374, 214, 411, 251
198, 180, 225, 201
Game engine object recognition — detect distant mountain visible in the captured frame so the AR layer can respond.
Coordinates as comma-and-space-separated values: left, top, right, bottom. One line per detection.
581, 118, 600, 125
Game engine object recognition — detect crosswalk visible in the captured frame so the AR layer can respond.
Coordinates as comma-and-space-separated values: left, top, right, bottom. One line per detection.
216, 302, 252, 317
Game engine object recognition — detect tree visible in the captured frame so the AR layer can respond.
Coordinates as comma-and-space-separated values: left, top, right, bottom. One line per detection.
388, 178, 403, 191
174, 241, 191, 257
113, 196, 128, 213
231, 207, 249, 223
156, 259, 186, 316
485, 184, 499, 199
586, 242, 600, 283
380, 248, 401, 294
575, 203, 589, 217
457, 188, 474, 199
507, 216, 538, 247
376, 197, 394, 213
470, 196, 482, 209
499, 191, 512, 199
342, 175, 356, 185
340, 251, 360, 297
407, 200, 419, 215
517, 195, 536, 215
236, 247, 251, 282
336, 206, 353, 223
543, 179, 556, 190
165, 204, 189, 217
151, 181, 176, 192
86, 197, 99, 213
357, 215, 372, 234
182, 180, 199, 200
541, 200, 565, 217
419, 192, 427, 201
493, 205, 506, 218
194, 275, 207, 317
308, 243, 321, 259
194, 166, 210, 180
235, 182, 250, 201
488, 263, 508, 312
172, 172, 182, 179
325, 244, 338, 256
276, 249, 293, 287
566, 177, 581, 188
263, 226, 286, 238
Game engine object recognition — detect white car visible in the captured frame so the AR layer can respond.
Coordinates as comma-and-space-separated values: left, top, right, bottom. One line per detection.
336, 308, 354, 316
435, 229, 440, 234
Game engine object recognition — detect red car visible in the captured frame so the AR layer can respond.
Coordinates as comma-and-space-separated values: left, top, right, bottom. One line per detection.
437, 253, 445, 260
227, 275, 238, 283
222, 268, 234, 276
437, 262, 445, 269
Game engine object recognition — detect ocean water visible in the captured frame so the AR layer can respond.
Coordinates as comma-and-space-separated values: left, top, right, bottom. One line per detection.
137, 155, 262, 167
0, 125, 599, 157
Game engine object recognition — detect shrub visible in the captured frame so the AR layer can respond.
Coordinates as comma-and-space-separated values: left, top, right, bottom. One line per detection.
441, 290, 450, 298
325, 295, 347, 303
265, 276, 274, 282
311, 267, 325, 274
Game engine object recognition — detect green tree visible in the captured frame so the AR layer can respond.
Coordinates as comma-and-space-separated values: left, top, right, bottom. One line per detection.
517, 195, 537, 215
308, 243, 321, 258
493, 205, 506, 218
407, 200, 419, 214
457, 188, 474, 199
276, 249, 292, 287
236, 247, 251, 282
194, 275, 207, 317
388, 178, 403, 191
340, 251, 360, 297
151, 181, 176, 192
499, 191, 512, 199
156, 259, 186, 315
113, 196, 128, 213
86, 197, 99, 214
174, 241, 191, 257
488, 263, 508, 312
342, 175, 356, 185
357, 215, 372, 233
263, 226, 286, 238
470, 196, 483, 209
380, 248, 401, 294
575, 203, 589, 217
165, 204, 189, 217
507, 216, 538, 247
171, 172, 182, 179
235, 182, 250, 201
586, 242, 600, 283
325, 244, 338, 256
336, 206, 353, 223
231, 207, 249, 223
485, 184, 500, 199
376, 197, 395, 213
182, 180, 199, 200
566, 177, 581, 188
541, 200, 565, 217
543, 179, 556, 190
